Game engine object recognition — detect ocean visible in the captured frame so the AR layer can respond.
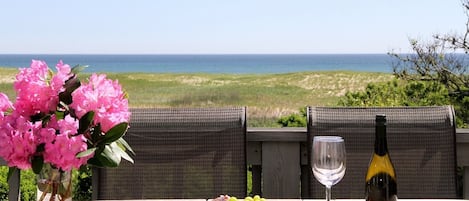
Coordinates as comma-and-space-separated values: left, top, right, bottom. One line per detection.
0, 54, 395, 74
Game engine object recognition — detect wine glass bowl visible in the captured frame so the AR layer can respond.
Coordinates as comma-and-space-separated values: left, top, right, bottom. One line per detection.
312, 136, 346, 201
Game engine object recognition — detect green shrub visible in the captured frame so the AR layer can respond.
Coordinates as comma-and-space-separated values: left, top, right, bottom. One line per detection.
279, 78, 466, 128
72, 166, 92, 201
277, 107, 307, 127
336, 79, 469, 128
338, 79, 450, 106
0, 167, 36, 201
0, 167, 8, 200
20, 170, 36, 201
338, 79, 407, 106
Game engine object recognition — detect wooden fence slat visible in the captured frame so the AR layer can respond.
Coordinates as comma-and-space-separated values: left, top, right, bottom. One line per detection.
262, 142, 301, 198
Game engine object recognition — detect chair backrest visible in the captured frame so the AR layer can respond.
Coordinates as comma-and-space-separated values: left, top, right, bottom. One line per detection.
306, 106, 459, 199
92, 107, 247, 200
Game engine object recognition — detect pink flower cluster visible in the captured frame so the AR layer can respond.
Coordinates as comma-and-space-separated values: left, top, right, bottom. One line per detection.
71, 74, 130, 132
43, 115, 90, 170
0, 93, 12, 117
13, 60, 72, 117
0, 113, 39, 169
0, 60, 130, 171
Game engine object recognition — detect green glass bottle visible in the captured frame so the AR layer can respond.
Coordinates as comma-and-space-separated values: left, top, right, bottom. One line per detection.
365, 114, 397, 201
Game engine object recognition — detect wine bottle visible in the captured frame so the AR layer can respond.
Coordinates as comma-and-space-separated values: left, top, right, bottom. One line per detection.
365, 114, 397, 201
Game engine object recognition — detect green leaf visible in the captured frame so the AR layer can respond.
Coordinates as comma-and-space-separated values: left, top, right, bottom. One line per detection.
103, 144, 121, 166
71, 64, 88, 74
86, 157, 105, 167
78, 164, 89, 172
76, 147, 97, 158
30, 112, 46, 123
102, 122, 128, 144
7, 167, 19, 182
36, 143, 45, 153
32, 156, 44, 174
55, 110, 65, 120
90, 123, 102, 143
78, 111, 95, 134
117, 137, 135, 155
119, 150, 134, 164
92, 145, 121, 167
59, 75, 82, 105
111, 142, 134, 164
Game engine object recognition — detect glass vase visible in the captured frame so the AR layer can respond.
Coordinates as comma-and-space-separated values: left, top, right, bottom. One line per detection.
36, 164, 72, 201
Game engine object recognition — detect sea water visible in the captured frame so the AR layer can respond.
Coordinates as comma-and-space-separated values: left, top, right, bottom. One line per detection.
0, 54, 395, 73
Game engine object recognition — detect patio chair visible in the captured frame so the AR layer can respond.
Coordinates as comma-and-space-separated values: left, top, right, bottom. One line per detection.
92, 107, 247, 200
305, 106, 459, 199
0, 159, 20, 201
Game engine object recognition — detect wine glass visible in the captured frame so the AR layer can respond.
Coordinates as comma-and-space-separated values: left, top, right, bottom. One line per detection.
312, 136, 346, 201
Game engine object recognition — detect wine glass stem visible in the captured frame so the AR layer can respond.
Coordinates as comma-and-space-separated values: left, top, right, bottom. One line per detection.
325, 185, 332, 201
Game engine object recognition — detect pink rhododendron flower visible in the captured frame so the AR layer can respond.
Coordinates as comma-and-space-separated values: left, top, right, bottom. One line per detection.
13, 60, 72, 117
43, 134, 88, 171
0, 93, 12, 111
71, 73, 130, 132
38, 114, 91, 170
38, 126, 56, 146
50, 60, 72, 93
0, 113, 40, 169
0, 93, 13, 118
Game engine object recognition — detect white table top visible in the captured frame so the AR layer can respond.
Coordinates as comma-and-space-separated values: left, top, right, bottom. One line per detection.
100, 199, 464, 201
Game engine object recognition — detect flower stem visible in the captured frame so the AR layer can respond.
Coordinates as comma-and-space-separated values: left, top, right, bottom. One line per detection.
38, 183, 51, 201
38, 168, 72, 201
59, 173, 73, 201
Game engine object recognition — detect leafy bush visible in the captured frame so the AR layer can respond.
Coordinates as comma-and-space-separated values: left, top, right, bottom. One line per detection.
277, 107, 307, 127
337, 79, 406, 106
336, 79, 469, 128
338, 79, 450, 107
277, 79, 454, 127
0, 167, 8, 200
0, 167, 36, 201
278, 78, 466, 128
20, 170, 36, 201
72, 166, 92, 201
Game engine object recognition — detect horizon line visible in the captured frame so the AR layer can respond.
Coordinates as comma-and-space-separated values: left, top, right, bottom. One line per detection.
0, 52, 406, 55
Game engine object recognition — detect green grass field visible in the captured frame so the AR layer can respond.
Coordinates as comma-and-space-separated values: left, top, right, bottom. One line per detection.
0, 67, 394, 126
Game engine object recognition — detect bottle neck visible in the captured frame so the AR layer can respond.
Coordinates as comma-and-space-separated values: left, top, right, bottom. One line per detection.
374, 123, 388, 156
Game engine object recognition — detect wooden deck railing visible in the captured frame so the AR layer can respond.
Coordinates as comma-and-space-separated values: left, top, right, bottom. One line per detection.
247, 127, 469, 199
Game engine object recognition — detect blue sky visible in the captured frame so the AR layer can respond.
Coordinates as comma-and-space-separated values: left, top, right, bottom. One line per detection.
0, 1, 466, 54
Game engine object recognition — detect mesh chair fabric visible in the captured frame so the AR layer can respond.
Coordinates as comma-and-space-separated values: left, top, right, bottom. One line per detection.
94, 107, 247, 200
307, 106, 458, 199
